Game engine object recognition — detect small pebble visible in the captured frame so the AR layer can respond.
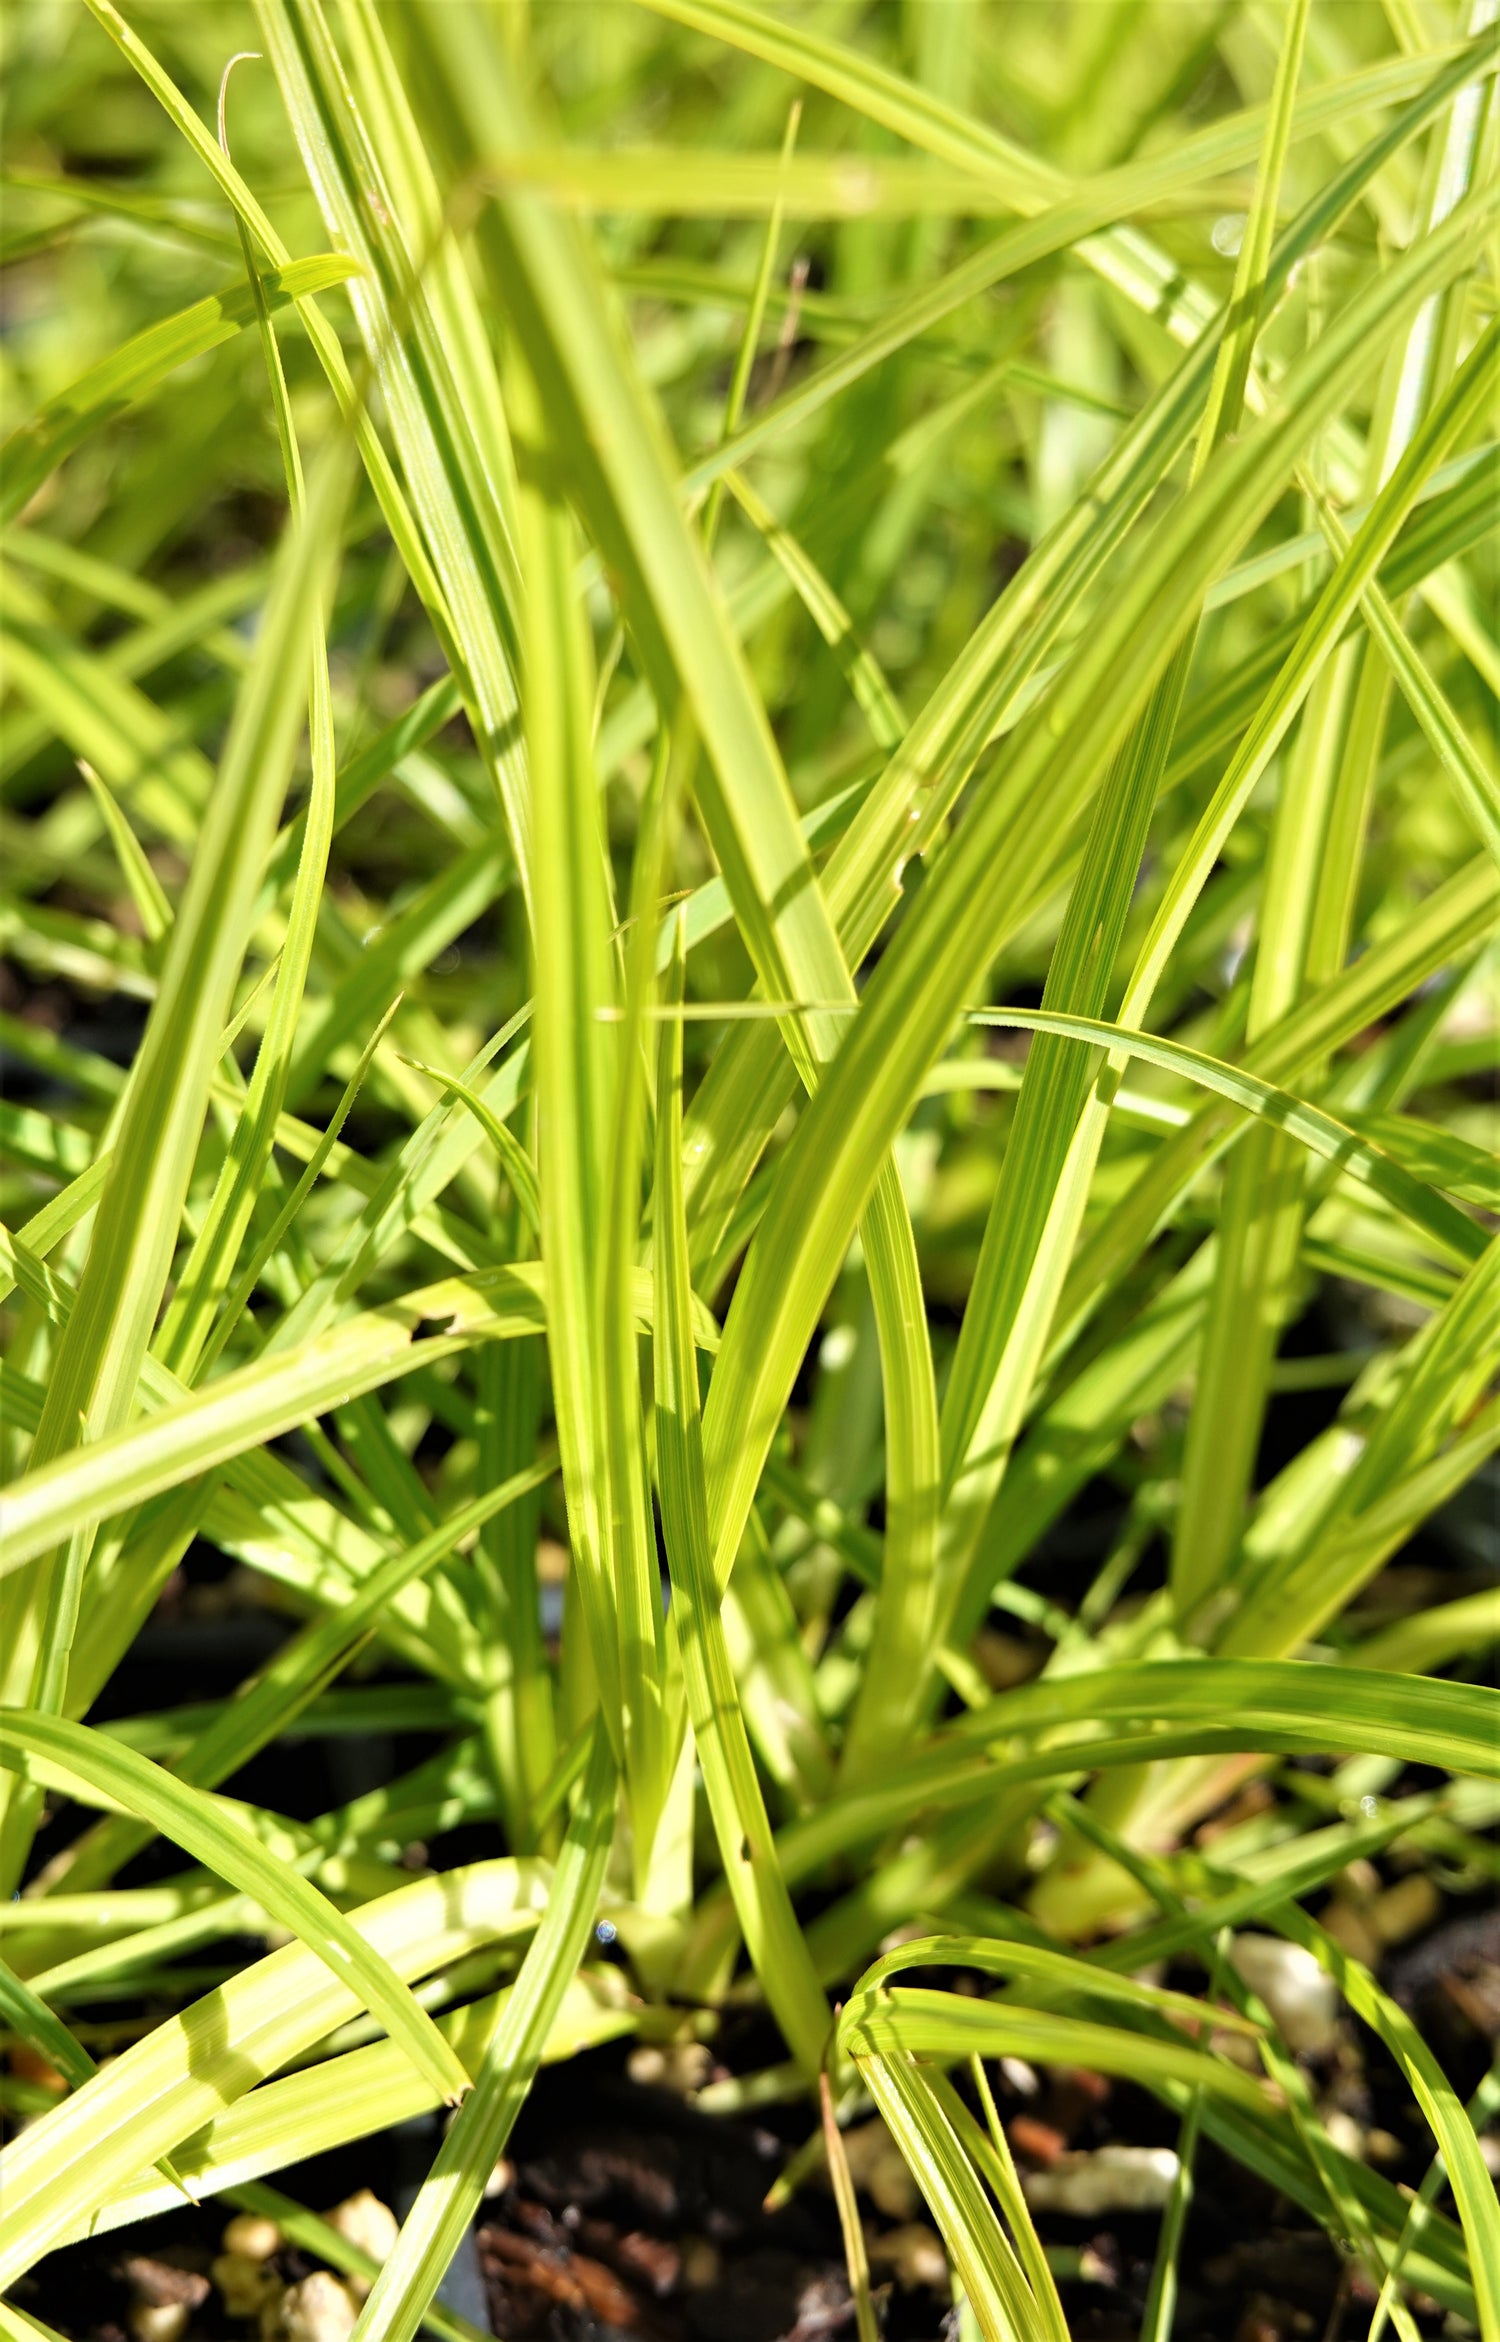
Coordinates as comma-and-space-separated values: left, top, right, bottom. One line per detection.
1049, 2065, 1111, 2127
123, 2258, 208, 2342
222, 2214, 282, 2264
840, 2118, 921, 2220
325, 2189, 397, 2264
626, 2040, 713, 2095
1371, 1873, 1440, 1947
128, 2308, 189, 2342
1077, 2239, 1120, 2286
867, 2222, 949, 2291
276, 2271, 358, 2342
1022, 2143, 1180, 2215
122, 2262, 210, 2312
323, 2190, 397, 2303
1008, 2115, 1066, 2168
1230, 1933, 1341, 2057
1320, 1900, 1382, 1970
213, 2253, 282, 2320
1208, 2020, 1265, 2072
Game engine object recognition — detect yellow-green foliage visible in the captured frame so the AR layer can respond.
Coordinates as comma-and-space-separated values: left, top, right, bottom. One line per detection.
1, 5, 1496, 2338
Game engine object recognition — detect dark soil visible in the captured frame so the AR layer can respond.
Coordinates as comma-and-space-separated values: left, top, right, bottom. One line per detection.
12, 1971, 1494, 2342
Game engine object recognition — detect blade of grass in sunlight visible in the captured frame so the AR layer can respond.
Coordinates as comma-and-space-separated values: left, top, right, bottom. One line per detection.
654, 915, 832, 2072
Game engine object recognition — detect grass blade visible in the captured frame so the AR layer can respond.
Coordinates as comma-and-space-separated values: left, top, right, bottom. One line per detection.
654, 915, 832, 2072
346, 1730, 617, 2342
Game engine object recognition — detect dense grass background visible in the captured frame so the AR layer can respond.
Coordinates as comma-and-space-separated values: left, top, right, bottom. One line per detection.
1, 4, 1497, 2338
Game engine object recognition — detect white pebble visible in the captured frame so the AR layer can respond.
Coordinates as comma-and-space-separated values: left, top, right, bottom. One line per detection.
626, 2040, 712, 2095
1230, 1933, 1341, 2057
222, 2213, 282, 2265
128, 2308, 188, 2342
324, 2189, 398, 2264
276, 2271, 358, 2342
1022, 2144, 1180, 2216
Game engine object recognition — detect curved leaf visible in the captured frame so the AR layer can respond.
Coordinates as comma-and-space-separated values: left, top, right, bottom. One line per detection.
968, 1007, 1486, 1265
0, 254, 357, 524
